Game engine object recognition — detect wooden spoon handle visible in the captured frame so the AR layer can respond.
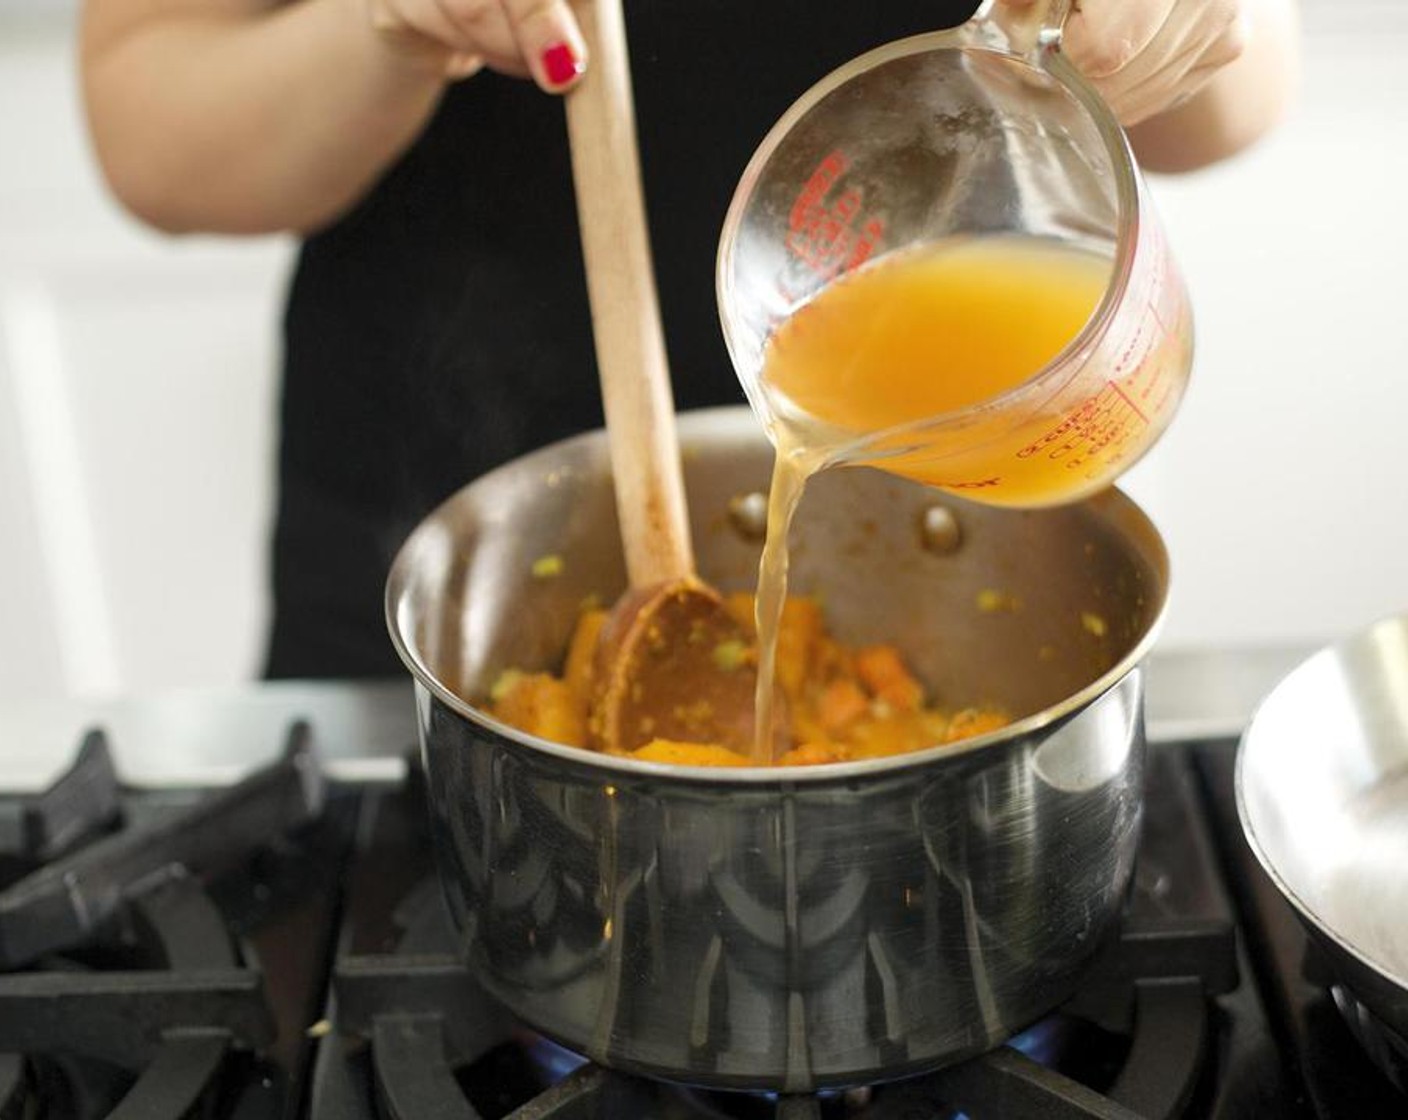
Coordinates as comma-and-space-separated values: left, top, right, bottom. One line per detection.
565, 0, 694, 589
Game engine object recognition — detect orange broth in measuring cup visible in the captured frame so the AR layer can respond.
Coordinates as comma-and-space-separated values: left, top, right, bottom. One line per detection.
763, 236, 1111, 482
750, 236, 1112, 756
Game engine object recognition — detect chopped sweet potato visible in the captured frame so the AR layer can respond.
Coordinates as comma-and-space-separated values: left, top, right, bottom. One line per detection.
721, 593, 820, 699
813, 635, 855, 682
855, 645, 924, 711
944, 707, 1011, 743
631, 740, 752, 767
875, 676, 923, 713
848, 714, 929, 759
774, 598, 823, 700
484, 593, 1011, 768
817, 678, 869, 733
786, 706, 831, 749
563, 608, 607, 704
776, 741, 849, 767
855, 644, 911, 692
491, 673, 588, 747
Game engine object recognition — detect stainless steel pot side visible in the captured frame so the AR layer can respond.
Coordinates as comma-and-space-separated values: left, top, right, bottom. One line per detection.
386, 407, 1169, 1091
1237, 614, 1408, 1094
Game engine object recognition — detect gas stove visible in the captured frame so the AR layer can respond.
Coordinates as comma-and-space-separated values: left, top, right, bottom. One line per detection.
0, 656, 1403, 1118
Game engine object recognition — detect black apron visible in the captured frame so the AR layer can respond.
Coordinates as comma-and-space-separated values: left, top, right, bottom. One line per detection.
267, 0, 979, 678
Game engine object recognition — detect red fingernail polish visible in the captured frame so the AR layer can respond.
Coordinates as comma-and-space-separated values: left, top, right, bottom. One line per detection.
542, 41, 583, 87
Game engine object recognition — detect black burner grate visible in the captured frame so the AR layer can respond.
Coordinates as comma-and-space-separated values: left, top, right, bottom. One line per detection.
0, 725, 347, 1120
0, 731, 120, 877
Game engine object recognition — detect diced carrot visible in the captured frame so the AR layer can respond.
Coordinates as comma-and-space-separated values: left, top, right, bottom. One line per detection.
855, 644, 907, 689
855, 645, 923, 706
876, 675, 924, 713
817, 678, 869, 733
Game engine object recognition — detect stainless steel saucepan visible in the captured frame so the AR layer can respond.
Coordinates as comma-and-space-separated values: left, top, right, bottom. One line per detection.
1238, 613, 1408, 1093
385, 407, 1168, 1091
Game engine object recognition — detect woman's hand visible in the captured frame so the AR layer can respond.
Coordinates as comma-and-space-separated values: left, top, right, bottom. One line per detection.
998, 0, 1298, 171
363, 0, 589, 90
1000, 0, 1250, 125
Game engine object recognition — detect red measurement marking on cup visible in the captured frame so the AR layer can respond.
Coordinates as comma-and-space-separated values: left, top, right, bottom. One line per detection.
1107, 382, 1149, 425
930, 477, 1002, 490
785, 150, 886, 281
1017, 380, 1151, 468
1148, 298, 1169, 338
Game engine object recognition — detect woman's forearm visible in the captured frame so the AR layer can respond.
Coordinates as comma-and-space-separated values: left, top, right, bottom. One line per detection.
81, 0, 451, 234
1128, 0, 1301, 173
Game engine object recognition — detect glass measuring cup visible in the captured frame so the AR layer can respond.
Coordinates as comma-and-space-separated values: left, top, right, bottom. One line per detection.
716, 0, 1193, 507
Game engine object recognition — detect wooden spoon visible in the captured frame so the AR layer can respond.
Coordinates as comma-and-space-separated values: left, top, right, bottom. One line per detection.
564, 0, 784, 760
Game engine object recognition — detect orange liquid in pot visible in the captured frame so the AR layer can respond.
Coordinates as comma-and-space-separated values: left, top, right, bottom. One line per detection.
751, 238, 1108, 757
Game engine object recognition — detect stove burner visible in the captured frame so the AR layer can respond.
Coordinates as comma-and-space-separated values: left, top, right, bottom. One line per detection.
0, 730, 119, 875
631, 965, 1210, 1118
331, 895, 1233, 1119
522, 1033, 590, 1085
361, 978, 1206, 1120
0, 876, 269, 1116
1006, 1017, 1070, 1068
0, 724, 348, 1120
0, 724, 324, 969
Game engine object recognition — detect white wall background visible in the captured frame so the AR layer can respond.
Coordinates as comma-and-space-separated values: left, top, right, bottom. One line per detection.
0, 1, 1403, 705
1120, 0, 1408, 649
0, 13, 293, 702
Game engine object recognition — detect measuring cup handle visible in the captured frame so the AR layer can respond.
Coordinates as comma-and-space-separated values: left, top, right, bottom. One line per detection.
989, 0, 1074, 57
